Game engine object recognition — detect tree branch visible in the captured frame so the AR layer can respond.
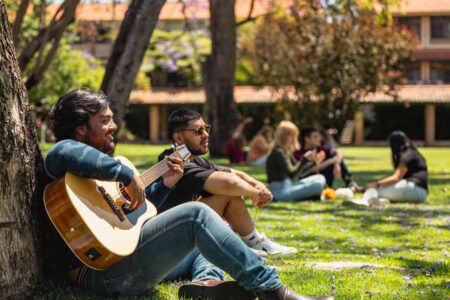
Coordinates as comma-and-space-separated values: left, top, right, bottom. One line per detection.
236, 0, 255, 27
12, 0, 30, 47
18, 0, 79, 84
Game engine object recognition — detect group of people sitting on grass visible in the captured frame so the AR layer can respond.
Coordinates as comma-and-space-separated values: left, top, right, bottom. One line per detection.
40, 89, 428, 299
228, 118, 428, 206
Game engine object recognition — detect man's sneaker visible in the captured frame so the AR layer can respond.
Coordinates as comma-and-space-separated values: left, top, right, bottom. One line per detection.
178, 280, 255, 300
251, 234, 297, 257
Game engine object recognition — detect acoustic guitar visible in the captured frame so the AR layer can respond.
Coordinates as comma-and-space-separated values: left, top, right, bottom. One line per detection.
44, 144, 190, 270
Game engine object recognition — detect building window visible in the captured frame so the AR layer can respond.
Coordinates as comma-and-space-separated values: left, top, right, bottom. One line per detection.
397, 17, 421, 40
431, 16, 450, 39
430, 62, 450, 84
405, 62, 421, 84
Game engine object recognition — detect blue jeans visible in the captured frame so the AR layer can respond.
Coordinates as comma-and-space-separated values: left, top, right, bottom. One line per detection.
269, 175, 326, 201
82, 202, 281, 296
320, 160, 352, 187
162, 249, 224, 282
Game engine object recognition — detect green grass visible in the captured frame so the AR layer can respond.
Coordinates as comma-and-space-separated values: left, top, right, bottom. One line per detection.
34, 145, 450, 299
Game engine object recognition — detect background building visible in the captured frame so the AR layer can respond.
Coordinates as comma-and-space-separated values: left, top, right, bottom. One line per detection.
58, 0, 450, 145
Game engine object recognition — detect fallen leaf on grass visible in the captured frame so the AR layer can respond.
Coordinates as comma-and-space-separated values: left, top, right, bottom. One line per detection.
402, 274, 413, 281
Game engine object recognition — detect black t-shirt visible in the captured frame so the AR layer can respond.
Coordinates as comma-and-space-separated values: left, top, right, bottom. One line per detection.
157, 149, 231, 213
398, 148, 428, 191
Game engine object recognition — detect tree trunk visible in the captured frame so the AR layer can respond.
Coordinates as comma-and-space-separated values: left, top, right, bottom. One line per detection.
101, 0, 165, 138
0, 1, 43, 296
202, 0, 239, 156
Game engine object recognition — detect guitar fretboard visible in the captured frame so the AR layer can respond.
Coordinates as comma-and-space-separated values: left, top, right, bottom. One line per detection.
138, 151, 183, 187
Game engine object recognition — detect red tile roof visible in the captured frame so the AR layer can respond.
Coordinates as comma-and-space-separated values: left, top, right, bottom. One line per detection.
46, 0, 291, 22
129, 85, 450, 105
43, 0, 450, 23
391, 0, 450, 15
364, 85, 450, 103
130, 86, 293, 105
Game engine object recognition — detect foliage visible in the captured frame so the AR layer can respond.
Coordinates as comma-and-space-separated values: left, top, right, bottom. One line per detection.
245, 0, 415, 131
144, 29, 211, 87
235, 22, 261, 85
28, 42, 104, 118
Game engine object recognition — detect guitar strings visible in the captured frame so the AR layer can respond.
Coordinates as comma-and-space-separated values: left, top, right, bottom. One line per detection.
109, 151, 184, 200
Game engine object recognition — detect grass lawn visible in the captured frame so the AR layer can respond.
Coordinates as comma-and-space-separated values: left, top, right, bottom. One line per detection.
34, 145, 449, 299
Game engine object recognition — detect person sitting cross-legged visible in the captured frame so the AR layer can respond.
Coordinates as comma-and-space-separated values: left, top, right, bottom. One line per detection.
247, 125, 275, 166
158, 108, 297, 258
40, 89, 333, 300
294, 126, 356, 189
266, 121, 326, 202
364, 131, 428, 204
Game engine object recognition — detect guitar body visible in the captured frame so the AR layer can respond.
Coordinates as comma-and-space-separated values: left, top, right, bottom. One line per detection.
44, 155, 157, 270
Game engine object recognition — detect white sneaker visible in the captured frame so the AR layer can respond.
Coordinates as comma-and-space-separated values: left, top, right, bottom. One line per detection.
251, 234, 297, 257
368, 197, 390, 209
343, 198, 370, 207
249, 248, 267, 257
344, 197, 389, 209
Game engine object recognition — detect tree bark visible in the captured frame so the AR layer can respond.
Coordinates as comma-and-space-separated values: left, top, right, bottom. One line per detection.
202, 0, 239, 156
101, 0, 165, 138
0, 0, 43, 296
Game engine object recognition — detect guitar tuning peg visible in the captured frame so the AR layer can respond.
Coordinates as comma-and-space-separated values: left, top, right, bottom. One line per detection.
171, 143, 179, 149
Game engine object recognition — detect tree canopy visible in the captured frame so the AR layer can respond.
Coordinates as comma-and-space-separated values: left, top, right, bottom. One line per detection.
246, 0, 415, 131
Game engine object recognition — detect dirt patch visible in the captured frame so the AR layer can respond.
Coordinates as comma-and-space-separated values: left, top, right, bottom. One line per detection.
304, 261, 410, 271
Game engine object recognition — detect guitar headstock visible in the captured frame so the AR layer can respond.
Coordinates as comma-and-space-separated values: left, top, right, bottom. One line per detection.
171, 144, 191, 161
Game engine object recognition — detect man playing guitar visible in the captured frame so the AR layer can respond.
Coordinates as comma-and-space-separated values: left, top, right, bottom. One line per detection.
40, 88, 331, 300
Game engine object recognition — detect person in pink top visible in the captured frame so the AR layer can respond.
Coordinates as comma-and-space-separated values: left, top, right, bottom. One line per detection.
247, 126, 275, 166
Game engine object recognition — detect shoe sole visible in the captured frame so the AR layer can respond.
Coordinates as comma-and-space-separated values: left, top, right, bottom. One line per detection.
269, 250, 298, 257
343, 199, 369, 207
178, 281, 255, 300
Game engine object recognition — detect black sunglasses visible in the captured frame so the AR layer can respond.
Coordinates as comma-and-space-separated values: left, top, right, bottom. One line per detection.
177, 124, 212, 135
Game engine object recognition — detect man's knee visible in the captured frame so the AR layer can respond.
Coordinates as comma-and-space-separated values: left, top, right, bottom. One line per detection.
200, 194, 245, 217
200, 194, 244, 209
181, 201, 216, 218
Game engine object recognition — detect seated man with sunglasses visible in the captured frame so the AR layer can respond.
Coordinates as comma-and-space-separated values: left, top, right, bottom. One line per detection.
157, 109, 297, 258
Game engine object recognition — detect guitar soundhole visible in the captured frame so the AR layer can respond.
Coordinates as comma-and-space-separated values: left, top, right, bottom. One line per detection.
118, 183, 134, 214
118, 182, 132, 202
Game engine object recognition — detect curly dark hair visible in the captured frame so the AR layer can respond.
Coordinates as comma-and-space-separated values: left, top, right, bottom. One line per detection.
48, 89, 110, 141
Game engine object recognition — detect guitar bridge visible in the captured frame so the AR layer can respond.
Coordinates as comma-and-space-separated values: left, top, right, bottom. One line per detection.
96, 186, 125, 222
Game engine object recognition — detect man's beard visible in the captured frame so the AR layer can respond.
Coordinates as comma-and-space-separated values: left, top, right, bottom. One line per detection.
104, 143, 115, 156
186, 140, 208, 156
189, 147, 207, 156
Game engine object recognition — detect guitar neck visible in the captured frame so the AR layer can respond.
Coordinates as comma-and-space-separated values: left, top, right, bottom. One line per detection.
138, 151, 183, 187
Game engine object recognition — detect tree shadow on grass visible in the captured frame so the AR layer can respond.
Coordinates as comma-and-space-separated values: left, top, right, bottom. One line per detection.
31, 279, 169, 299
